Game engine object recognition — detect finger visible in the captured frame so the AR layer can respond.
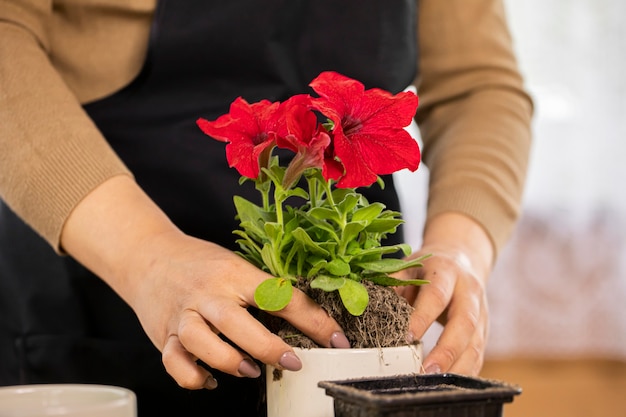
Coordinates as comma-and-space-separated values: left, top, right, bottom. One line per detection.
448, 296, 489, 376
407, 266, 455, 343
161, 334, 218, 390
197, 300, 305, 371
270, 287, 350, 348
177, 310, 263, 378
421, 278, 484, 374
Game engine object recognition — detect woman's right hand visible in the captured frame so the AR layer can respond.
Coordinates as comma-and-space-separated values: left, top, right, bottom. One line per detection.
61, 175, 349, 389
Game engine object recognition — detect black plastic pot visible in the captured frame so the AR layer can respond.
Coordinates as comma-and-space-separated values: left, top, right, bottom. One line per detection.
318, 373, 521, 417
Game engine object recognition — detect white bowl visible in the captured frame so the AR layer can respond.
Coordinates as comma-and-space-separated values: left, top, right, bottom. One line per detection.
0, 384, 136, 417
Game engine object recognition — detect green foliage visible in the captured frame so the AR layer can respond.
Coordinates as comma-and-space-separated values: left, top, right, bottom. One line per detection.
234, 166, 429, 316
254, 277, 293, 311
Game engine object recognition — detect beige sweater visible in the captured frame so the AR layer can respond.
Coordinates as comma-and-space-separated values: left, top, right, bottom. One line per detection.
0, 0, 533, 253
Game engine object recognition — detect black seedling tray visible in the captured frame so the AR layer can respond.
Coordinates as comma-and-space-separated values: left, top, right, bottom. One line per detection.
318, 373, 521, 417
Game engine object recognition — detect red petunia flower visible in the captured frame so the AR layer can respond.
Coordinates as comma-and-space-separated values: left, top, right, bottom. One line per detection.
196, 97, 281, 179
309, 71, 420, 188
276, 95, 343, 186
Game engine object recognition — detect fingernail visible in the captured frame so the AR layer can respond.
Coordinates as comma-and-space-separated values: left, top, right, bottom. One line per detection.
279, 351, 302, 371
405, 331, 415, 344
424, 363, 441, 375
330, 332, 351, 349
238, 358, 262, 378
203, 375, 218, 390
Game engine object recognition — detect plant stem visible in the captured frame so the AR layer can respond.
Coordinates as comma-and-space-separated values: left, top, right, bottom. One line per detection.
323, 179, 336, 208
307, 175, 318, 207
271, 176, 286, 226
258, 179, 271, 212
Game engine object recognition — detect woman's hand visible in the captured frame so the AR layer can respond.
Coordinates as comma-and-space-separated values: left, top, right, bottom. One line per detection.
61, 176, 349, 390
395, 212, 494, 376
129, 231, 350, 390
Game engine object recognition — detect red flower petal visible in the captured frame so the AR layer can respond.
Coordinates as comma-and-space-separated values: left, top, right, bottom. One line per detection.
275, 95, 318, 152
309, 71, 420, 188
196, 97, 280, 178
276, 94, 344, 182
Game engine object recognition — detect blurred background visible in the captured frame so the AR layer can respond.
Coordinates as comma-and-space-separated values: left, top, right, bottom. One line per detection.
395, 0, 626, 415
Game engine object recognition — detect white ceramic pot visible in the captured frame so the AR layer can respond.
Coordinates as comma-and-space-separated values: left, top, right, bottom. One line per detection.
266, 343, 423, 417
0, 384, 136, 417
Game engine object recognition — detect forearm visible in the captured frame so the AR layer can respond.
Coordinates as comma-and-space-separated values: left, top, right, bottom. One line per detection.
59, 175, 180, 306
419, 88, 532, 255
416, 0, 533, 254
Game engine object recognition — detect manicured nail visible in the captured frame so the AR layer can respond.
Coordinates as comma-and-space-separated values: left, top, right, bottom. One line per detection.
424, 363, 441, 375
238, 358, 262, 378
405, 332, 415, 344
279, 351, 302, 371
330, 332, 351, 348
203, 375, 218, 390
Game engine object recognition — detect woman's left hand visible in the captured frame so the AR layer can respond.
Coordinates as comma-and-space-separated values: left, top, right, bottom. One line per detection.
394, 212, 494, 376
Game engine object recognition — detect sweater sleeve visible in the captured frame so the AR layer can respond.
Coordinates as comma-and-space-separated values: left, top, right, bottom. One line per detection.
0, 1, 133, 251
415, 0, 534, 254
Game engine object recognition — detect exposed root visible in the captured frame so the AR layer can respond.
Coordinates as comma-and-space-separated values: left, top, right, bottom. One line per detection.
265, 279, 414, 349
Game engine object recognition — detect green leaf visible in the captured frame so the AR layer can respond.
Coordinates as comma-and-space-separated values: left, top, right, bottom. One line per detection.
341, 221, 366, 244
355, 257, 425, 273
254, 278, 293, 311
305, 259, 327, 278
380, 209, 402, 218
233, 230, 263, 261
282, 216, 299, 241
397, 243, 413, 257
331, 188, 353, 203
292, 228, 330, 256
364, 275, 429, 287
324, 258, 351, 276
338, 280, 369, 316
351, 203, 385, 223
349, 244, 413, 260
234, 197, 275, 241
345, 240, 362, 255
264, 222, 283, 242
286, 187, 309, 200
364, 218, 404, 233
309, 207, 342, 224
237, 221, 266, 241
336, 193, 360, 215
318, 241, 338, 257
364, 238, 379, 249
400, 255, 430, 269
297, 211, 340, 240
262, 163, 286, 185
232, 230, 260, 250
260, 243, 281, 276
310, 275, 346, 292
233, 196, 272, 223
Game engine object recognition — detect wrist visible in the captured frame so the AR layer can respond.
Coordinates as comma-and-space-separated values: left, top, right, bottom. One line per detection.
421, 212, 494, 282
60, 175, 180, 303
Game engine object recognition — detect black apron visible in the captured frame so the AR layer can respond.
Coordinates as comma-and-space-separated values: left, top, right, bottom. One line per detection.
0, 1, 418, 415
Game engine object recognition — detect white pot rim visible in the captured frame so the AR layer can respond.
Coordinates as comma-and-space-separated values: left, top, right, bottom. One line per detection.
291, 343, 423, 360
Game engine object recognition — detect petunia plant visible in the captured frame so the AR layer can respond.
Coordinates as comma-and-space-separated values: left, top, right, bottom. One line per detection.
197, 71, 428, 316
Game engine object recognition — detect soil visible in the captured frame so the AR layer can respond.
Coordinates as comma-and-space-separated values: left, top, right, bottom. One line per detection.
263, 278, 415, 349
